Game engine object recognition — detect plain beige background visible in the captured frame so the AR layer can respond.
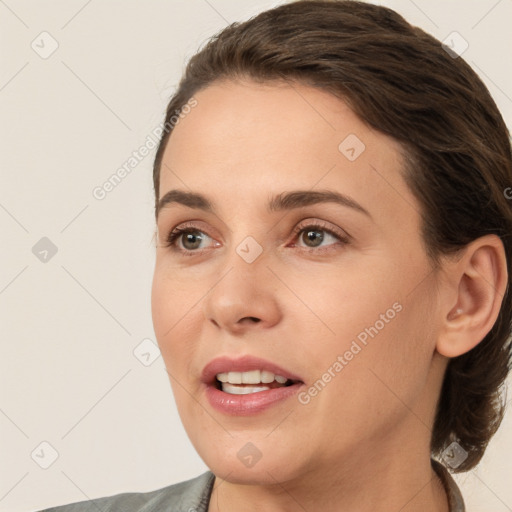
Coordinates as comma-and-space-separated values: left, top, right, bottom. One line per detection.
0, 1, 511, 511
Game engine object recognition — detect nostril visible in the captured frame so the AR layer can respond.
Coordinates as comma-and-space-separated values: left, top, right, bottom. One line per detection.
239, 316, 260, 323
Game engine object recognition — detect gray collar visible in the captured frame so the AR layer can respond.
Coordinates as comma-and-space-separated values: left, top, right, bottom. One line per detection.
432, 459, 466, 511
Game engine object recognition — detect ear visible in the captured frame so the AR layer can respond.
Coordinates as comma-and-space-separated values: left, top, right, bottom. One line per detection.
436, 234, 508, 358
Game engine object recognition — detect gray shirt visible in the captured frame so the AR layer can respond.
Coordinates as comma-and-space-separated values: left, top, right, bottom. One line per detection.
38, 459, 465, 511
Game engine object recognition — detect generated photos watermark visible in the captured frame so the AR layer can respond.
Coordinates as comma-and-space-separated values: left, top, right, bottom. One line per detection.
298, 301, 403, 405
92, 97, 198, 201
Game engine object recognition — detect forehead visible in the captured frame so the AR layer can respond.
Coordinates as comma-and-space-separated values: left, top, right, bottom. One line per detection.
164, 79, 379, 169
159, 79, 417, 226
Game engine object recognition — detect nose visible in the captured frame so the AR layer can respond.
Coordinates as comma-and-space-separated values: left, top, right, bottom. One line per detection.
202, 263, 282, 335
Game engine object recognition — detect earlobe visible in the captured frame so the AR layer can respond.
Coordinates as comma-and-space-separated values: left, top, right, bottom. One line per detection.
436, 234, 508, 359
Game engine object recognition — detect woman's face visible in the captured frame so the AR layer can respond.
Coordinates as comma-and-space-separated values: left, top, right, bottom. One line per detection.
151, 79, 447, 484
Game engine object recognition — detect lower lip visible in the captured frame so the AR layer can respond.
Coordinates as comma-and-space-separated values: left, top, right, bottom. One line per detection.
204, 382, 303, 416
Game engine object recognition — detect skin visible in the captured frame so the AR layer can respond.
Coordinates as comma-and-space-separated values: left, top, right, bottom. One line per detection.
151, 79, 507, 512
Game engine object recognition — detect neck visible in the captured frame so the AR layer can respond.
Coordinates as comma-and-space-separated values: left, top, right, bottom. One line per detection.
207, 429, 449, 512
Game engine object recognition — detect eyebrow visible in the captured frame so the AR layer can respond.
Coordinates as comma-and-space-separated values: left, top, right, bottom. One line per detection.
157, 189, 372, 219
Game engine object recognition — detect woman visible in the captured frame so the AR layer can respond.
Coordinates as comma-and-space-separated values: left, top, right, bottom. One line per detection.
40, 1, 511, 511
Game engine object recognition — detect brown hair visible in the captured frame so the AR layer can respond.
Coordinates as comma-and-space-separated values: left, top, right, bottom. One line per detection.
152, 0, 512, 471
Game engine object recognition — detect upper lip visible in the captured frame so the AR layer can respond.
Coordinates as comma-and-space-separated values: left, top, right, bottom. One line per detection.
201, 355, 303, 384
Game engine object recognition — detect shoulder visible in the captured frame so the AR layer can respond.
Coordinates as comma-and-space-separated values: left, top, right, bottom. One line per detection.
38, 471, 215, 512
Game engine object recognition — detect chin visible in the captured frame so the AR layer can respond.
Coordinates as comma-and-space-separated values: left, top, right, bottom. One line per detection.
211, 462, 298, 485
198, 443, 305, 485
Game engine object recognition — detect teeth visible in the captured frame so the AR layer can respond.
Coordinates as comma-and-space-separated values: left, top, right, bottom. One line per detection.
261, 370, 274, 383
242, 370, 260, 384
221, 383, 270, 395
228, 371, 242, 384
215, 370, 290, 385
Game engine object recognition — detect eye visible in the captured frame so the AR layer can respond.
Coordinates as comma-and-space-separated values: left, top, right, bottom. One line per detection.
163, 222, 216, 255
163, 220, 349, 256
291, 221, 350, 252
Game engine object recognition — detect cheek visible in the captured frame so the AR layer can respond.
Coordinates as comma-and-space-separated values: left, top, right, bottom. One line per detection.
297, 301, 435, 453
151, 268, 174, 345
151, 260, 202, 334
151, 265, 197, 370
292, 256, 435, 402
286, 261, 401, 352
349, 294, 435, 408
151, 272, 201, 418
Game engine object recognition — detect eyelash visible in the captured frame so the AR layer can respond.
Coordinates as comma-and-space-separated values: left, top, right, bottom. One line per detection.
163, 221, 350, 256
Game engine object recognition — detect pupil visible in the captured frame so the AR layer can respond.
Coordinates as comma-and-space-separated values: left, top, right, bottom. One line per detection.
185, 232, 201, 249
305, 230, 323, 247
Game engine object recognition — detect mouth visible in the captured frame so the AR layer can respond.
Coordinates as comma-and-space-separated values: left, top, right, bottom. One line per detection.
201, 355, 304, 415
